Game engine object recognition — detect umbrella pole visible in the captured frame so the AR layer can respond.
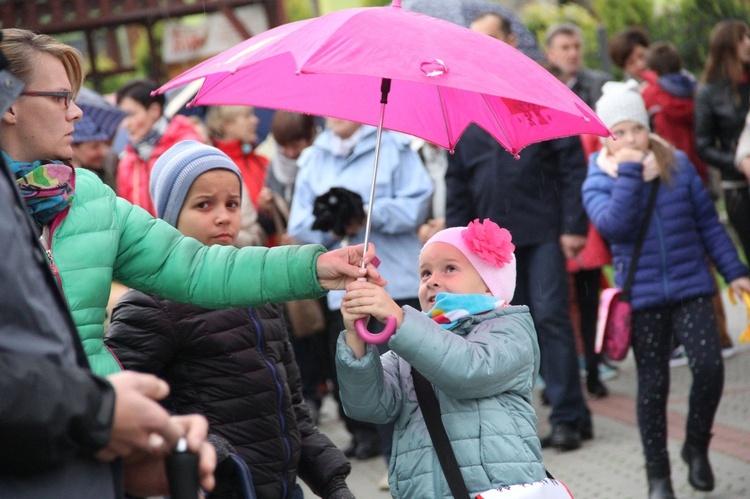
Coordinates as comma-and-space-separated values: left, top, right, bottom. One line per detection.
355, 78, 397, 345
360, 78, 391, 270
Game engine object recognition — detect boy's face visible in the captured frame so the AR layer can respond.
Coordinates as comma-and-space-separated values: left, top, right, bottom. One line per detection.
176, 169, 242, 247
418, 242, 490, 311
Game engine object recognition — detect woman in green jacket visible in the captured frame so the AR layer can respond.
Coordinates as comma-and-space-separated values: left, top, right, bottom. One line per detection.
0, 28, 383, 375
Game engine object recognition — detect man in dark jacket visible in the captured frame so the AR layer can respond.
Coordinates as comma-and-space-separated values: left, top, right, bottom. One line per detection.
0, 40, 214, 498
446, 123, 593, 451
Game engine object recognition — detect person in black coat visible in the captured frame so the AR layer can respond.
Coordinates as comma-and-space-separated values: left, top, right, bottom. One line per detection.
105, 141, 353, 499
445, 123, 593, 452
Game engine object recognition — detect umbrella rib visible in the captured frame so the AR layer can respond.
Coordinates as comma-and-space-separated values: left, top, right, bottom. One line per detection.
481, 93, 516, 155
435, 85, 453, 150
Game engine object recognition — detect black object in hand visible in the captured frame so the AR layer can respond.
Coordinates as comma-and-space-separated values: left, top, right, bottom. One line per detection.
165, 437, 200, 499
311, 187, 365, 237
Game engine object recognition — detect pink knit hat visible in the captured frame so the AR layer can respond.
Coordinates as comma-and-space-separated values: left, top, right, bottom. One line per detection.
422, 219, 516, 302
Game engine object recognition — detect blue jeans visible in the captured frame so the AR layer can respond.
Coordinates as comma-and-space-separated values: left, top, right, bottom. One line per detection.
512, 241, 592, 429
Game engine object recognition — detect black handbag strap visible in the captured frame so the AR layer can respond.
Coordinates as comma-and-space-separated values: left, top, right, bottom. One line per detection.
412, 368, 471, 498
621, 179, 660, 302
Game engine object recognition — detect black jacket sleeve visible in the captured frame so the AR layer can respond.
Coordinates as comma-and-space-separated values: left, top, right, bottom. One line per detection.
286, 340, 351, 495
104, 291, 176, 375
0, 351, 114, 473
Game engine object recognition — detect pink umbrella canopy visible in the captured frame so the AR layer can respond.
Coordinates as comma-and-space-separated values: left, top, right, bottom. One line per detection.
157, 0, 610, 343
158, 0, 609, 155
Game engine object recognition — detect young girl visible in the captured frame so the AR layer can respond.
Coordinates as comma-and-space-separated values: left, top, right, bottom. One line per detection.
336, 219, 546, 497
583, 80, 750, 499
105, 141, 354, 499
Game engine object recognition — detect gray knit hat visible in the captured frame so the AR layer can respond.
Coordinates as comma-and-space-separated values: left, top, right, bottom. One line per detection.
595, 79, 650, 131
150, 140, 243, 227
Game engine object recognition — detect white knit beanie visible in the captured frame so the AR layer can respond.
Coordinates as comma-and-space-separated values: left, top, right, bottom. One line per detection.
595, 79, 650, 131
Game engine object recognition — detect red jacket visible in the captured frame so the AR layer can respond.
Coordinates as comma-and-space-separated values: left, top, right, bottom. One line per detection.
116, 115, 203, 216
641, 71, 709, 184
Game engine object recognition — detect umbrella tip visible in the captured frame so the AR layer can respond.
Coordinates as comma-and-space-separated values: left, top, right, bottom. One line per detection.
513, 152, 520, 160
392, 0, 402, 8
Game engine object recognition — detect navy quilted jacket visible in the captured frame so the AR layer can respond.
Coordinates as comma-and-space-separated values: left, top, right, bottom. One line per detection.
582, 150, 748, 311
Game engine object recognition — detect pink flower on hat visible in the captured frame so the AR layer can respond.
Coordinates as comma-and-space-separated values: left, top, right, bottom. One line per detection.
461, 218, 515, 268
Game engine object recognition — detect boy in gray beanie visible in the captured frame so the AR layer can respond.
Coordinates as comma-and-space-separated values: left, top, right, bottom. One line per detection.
108, 139, 356, 499
150, 140, 267, 246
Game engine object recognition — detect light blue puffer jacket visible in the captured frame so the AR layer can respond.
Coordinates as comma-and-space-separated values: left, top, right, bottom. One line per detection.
336, 306, 545, 498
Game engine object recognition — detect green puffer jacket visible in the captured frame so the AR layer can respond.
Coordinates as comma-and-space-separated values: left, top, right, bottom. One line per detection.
52, 168, 326, 375
336, 305, 545, 498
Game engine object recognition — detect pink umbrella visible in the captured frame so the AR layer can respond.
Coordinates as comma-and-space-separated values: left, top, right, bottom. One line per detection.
157, 0, 610, 343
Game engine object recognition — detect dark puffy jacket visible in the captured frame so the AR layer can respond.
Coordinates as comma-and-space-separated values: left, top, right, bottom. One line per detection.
694, 78, 750, 182
582, 150, 748, 311
105, 293, 350, 499
446, 124, 588, 247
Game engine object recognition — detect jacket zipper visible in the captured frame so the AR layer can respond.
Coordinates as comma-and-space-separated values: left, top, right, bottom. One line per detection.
39, 233, 63, 290
251, 308, 292, 498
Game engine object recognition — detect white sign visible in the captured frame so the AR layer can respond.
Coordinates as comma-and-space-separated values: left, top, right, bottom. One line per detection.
162, 4, 269, 64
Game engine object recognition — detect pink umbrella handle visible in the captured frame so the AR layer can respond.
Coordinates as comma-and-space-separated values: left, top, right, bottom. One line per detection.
355, 316, 397, 344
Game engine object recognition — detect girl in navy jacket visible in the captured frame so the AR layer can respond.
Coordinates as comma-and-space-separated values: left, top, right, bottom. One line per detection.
583, 80, 750, 499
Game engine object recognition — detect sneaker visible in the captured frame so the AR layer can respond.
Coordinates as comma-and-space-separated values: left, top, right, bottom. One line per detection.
669, 346, 688, 367
599, 362, 618, 381
721, 345, 737, 359
378, 471, 390, 491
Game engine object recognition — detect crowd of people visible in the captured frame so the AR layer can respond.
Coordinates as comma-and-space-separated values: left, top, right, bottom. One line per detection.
2, 9, 750, 499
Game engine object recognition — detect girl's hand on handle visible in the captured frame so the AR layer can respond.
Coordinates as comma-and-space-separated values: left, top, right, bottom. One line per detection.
344, 281, 403, 327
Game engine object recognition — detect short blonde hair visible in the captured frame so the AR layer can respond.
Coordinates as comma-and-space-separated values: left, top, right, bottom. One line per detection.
0, 28, 84, 97
205, 105, 254, 138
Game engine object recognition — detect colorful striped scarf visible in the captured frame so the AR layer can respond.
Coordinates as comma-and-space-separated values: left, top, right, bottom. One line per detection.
3, 152, 75, 228
424, 292, 505, 330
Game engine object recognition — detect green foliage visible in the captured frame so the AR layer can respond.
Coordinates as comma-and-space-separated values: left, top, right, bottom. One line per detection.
648, 0, 750, 75
361, 0, 390, 5
522, 2, 603, 69
285, 0, 315, 21
592, 0, 652, 34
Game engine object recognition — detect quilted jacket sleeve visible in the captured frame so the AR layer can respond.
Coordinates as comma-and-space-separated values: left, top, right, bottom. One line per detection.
111, 198, 327, 308
389, 307, 537, 400
104, 291, 177, 375
288, 337, 351, 495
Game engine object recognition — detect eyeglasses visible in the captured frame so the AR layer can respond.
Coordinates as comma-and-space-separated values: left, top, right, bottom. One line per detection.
20, 91, 72, 109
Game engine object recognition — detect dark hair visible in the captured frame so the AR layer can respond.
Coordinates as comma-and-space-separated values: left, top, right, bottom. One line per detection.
609, 27, 650, 69
471, 12, 513, 38
701, 19, 750, 86
646, 42, 682, 76
115, 78, 165, 112
544, 23, 582, 48
270, 111, 317, 146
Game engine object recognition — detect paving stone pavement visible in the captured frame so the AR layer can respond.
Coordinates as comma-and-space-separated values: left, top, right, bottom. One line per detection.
301, 291, 750, 498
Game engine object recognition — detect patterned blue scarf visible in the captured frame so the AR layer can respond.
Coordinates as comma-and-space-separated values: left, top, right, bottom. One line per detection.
424, 293, 504, 330
3, 152, 75, 229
